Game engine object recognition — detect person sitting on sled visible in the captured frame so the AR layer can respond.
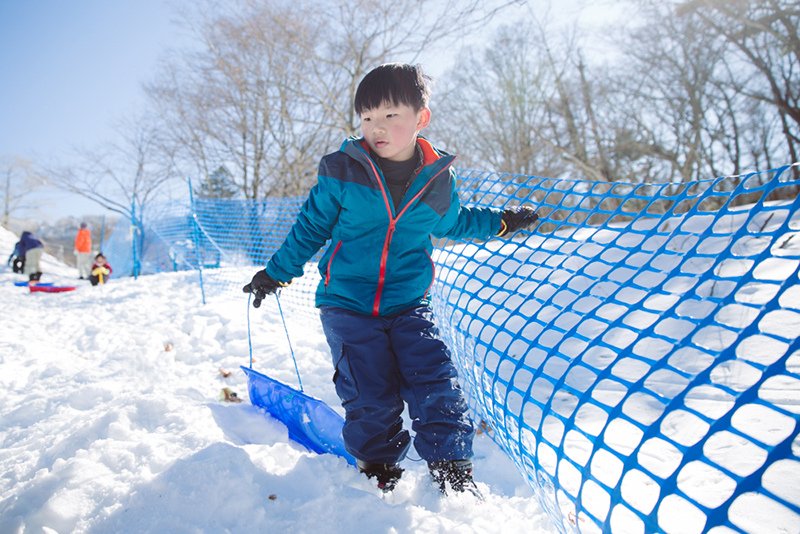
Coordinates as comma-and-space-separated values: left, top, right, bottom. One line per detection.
244, 63, 538, 496
90, 253, 112, 286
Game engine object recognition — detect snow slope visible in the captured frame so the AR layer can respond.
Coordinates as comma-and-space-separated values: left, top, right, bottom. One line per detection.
0, 226, 552, 533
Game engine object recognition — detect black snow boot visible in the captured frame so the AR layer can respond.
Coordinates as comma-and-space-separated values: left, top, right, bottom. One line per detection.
429, 459, 483, 499
357, 460, 404, 492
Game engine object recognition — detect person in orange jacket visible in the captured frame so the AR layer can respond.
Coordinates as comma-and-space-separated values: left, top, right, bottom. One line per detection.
89, 253, 112, 286
74, 222, 93, 279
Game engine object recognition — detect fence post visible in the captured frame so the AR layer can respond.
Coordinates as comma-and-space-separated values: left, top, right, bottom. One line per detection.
130, 197, 141, 279
188, 177, 207, 305
99, 214, 106, 252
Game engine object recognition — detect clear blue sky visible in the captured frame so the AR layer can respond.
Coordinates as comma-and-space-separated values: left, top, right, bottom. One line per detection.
0, 0, 183, 221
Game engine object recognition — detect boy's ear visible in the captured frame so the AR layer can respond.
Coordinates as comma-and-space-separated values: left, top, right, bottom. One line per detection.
417, 107, 431, 130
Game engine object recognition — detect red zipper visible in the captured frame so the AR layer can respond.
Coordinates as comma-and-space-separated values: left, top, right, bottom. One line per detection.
366, 155, 451, 316
325, 240, 342, 288
372, 220, 396, 315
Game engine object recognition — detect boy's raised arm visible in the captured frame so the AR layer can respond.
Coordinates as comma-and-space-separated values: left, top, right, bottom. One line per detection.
431, 177, 503, 240
432, 177, 538, 240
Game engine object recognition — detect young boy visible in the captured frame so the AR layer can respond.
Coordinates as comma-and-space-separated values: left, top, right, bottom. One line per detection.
244, 63, 537, 495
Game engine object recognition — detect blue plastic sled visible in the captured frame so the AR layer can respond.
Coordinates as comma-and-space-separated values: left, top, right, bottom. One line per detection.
14, 281, 53, 286
241, 365, 356, 466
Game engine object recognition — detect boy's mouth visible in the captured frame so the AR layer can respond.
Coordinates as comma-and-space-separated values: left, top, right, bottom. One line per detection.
374, 140, 388, 149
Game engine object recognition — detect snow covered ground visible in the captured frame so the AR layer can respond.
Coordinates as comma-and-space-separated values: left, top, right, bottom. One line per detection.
4, 192, 798, 533
0, 226, 552, 533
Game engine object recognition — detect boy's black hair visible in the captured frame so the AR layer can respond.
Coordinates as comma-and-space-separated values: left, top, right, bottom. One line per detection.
354, 63, 431, 115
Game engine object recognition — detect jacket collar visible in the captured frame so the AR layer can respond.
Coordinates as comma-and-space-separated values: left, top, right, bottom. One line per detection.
341, 136, 455, 174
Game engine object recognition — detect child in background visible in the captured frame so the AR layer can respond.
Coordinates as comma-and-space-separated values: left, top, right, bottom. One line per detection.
7, 240, 24, 273
13, 231, 44, 283
244, 63, 537, 496
90, 253, 113, 286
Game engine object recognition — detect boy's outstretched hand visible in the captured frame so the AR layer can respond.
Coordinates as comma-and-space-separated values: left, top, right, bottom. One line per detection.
498, 205, 539, 237
243, 269, 288, 308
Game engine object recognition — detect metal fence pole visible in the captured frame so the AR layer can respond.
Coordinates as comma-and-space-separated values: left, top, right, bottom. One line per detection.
130, 197, 140, 280
188, 177, 207, 305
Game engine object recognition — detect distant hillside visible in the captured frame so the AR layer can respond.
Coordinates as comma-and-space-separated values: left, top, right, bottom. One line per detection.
0, 225, 75, 278
3, 215, 118, 267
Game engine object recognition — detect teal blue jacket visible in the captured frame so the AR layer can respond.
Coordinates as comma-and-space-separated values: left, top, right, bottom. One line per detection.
266, 137, 503, 316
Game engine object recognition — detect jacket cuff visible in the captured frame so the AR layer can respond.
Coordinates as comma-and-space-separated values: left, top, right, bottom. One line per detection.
496, 219, 508, 237
265, 262, 293, 285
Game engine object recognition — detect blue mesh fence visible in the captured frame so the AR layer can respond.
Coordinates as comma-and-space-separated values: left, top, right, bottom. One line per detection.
103, 196, 321, 312
104, 165, 800, 532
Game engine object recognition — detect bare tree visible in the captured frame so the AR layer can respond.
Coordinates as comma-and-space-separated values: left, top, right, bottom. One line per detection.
148, 2, 331, 198
1, 156, 43, 227
678, 0, 800, 173
43, 116, 177, 224
429, 0, 793, 189
606, 1, 735, 182
296, 0, 523, 135
148, 0, 521, 199
700, 53, 788, 176
431, 16, 633, 183
431, 23, 565, 177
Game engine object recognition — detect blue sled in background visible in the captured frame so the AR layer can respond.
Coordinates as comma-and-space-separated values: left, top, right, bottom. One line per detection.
240, 365, 356, 466
14, 281, 53, 286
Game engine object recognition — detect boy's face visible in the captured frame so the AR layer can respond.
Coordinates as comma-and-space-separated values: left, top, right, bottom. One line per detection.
360, 101, 431, 162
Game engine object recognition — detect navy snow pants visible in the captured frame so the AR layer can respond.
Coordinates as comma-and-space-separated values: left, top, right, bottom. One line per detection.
320, 305, 474, 465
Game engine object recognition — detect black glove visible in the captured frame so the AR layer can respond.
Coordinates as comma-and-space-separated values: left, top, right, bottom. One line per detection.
498, 205, 538, 237
242, 269, 289, 308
